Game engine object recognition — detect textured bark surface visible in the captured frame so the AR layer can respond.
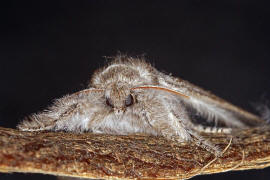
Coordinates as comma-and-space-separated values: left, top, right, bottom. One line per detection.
0, 127, 270, 179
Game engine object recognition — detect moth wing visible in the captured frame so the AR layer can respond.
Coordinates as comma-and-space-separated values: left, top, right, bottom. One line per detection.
158, 73, 265, 127
17, 89, 104, 131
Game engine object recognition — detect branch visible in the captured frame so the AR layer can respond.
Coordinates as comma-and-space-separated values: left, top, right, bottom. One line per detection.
0, 127, 270, 179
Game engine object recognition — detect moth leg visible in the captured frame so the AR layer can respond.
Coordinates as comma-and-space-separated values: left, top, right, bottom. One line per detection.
18, 113, 58, 131
18, 89, 104, 132
140, 100, 191, 142
17, 103, 79, 131
144, 103, 221, 155
171, 108, 222, 156
188, 129, 222, 156
192, 124, 232, 134
18, 115, 56, 131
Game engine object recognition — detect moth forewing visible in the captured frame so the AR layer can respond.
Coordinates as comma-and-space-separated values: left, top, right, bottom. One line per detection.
158, 72, 264, 127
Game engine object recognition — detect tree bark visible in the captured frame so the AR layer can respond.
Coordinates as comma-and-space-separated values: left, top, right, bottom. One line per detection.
0, 127, 270, 179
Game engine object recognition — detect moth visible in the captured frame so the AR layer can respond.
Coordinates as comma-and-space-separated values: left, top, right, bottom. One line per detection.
17, 55, 265, 156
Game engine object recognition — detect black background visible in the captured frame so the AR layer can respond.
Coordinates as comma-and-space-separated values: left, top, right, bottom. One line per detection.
0, 1, 270, 180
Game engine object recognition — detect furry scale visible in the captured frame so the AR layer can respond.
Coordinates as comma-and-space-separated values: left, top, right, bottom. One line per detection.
17, 55, 265, 156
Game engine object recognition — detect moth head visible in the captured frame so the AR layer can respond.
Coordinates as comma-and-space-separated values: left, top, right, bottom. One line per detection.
105, 83, 135, 116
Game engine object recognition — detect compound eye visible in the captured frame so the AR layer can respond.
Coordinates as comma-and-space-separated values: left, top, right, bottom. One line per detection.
125, 94, 134, 107
106, 97, 114, 108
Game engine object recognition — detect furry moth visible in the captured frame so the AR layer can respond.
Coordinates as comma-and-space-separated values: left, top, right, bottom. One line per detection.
17, 55, 265, 156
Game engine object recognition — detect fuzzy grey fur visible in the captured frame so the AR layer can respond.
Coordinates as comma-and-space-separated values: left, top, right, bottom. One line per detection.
17, 55, 265, 156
